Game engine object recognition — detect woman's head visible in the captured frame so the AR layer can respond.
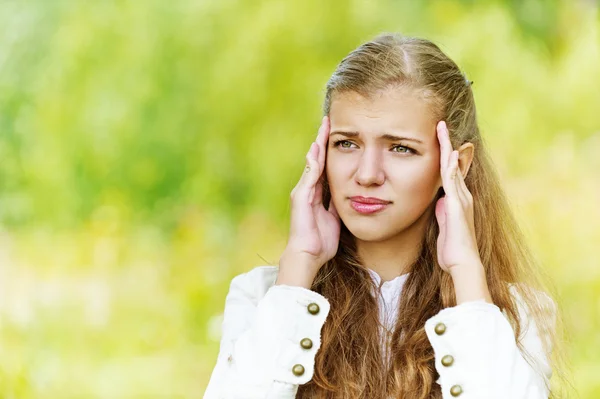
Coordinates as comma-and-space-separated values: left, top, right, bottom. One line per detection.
323, 34, 477, 245
296, 33, 567, 399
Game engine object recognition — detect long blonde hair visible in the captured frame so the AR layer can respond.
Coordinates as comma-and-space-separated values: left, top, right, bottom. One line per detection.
296, 33, 571, 398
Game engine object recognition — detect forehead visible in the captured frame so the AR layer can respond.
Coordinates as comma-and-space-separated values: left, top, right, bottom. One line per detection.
329, 87, 437, 143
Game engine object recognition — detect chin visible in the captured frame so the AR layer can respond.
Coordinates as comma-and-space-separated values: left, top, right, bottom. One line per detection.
342, 216, 397, 242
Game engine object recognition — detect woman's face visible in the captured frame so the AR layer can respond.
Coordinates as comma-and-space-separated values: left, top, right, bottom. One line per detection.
326, 87, 442, 242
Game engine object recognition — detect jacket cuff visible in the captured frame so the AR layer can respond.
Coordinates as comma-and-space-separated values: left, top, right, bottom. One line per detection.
424, 300, 507, 398
250, 284, 330, 385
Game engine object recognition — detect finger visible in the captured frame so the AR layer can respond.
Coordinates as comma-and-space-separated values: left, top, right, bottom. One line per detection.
316, 116, 329, 176
454, 164, 471, 206
437, 121, 453, 175
454, 164, 476, 235
311, 117, 328, 207
312, 178, 323, 206
456, 163, 472, 202
305, 142, 320, 187
443, 150, 460, 200
454, 160, 468, 205
292, 142, 320, 199
435, 197, 446, 264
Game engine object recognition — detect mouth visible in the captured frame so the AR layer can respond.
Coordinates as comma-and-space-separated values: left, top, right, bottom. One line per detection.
349, 196, 391, 215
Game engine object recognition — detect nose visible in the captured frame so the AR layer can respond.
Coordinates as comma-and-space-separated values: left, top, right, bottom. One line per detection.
354, 147, 385, 186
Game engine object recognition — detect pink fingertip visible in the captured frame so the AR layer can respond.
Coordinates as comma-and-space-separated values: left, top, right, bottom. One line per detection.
437, 121, 447, 140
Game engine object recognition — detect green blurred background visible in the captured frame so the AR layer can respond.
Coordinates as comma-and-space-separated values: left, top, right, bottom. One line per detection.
0, 0, 598, 397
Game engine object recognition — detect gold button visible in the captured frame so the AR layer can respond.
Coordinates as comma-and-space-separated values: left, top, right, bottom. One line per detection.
441, 355, 454, 367
300, 338, 313, 349
434, 322, 446, 335
450, 384, 463, 396
292, 364, 305, 376
307, 303, 320, 315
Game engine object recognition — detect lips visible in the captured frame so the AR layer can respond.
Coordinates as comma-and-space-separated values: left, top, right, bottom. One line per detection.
349, 196, 391, 205
349, 196, 391, 214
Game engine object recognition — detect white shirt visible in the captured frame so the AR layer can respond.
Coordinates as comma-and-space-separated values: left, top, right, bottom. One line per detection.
366, 268, 409, 365
203, 265, 555, 399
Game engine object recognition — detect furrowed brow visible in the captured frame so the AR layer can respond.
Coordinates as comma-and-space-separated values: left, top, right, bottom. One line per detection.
330, 131, 423, 144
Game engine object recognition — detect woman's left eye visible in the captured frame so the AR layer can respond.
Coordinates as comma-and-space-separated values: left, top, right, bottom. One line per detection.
392, 145, 415, 154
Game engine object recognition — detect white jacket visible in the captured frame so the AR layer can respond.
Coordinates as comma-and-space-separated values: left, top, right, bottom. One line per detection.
204, 265, 554, 398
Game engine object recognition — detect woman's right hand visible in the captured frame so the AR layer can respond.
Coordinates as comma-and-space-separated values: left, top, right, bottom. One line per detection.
276, 116, 341, 288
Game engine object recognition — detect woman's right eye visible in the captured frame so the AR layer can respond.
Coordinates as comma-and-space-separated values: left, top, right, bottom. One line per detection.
333, 139, 355, 149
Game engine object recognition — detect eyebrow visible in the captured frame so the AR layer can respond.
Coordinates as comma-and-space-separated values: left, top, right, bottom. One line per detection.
329, 130, 424, 144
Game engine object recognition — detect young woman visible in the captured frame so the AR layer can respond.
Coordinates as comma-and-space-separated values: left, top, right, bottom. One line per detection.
204, 33, 564, 398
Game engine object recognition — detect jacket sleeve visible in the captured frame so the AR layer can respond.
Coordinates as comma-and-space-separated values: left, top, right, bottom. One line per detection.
424, 285, 555, 399
203, 269, 331, 399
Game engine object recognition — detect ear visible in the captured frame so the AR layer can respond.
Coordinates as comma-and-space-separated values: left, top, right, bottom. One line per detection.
457, 142, 474, 178
435, 142, 475, 191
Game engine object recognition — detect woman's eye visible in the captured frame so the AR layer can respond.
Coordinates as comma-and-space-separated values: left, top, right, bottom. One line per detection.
393, 145, 415, 154
333, 140, 355, 149
333, 140, 415, 154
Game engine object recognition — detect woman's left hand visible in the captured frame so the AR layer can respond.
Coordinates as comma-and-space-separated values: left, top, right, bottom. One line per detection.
434, 121, 481, 274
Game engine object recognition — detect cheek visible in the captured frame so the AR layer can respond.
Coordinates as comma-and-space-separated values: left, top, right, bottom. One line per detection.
325, 156, 345, 187
391, 160, 440, 194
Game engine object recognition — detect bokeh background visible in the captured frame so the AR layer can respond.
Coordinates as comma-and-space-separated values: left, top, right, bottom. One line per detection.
0, 0, 598, 397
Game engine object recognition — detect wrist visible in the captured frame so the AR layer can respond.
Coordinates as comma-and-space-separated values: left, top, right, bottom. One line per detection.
449, 262, 493, 305
448, 261, 485, 280
276, 251, 319, 289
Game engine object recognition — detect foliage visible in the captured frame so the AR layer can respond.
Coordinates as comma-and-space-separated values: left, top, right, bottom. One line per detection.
0, 0, 598, 397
